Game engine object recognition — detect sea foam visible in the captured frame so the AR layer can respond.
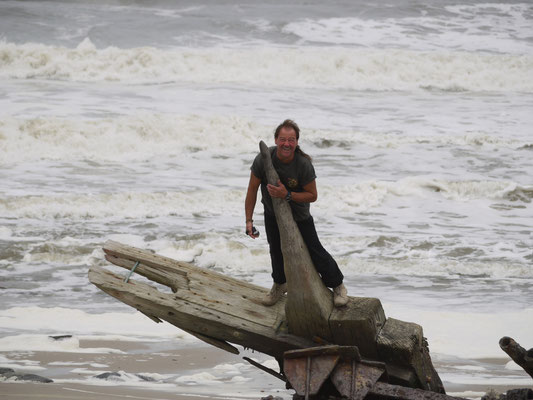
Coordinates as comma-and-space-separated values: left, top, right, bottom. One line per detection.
2, 180, 530, 221
0, 115, 529, 164
0, 114, 267, 163
0, 307, 192, 341
283, 3, 533, 55
1, 39, 531, 92
0, 334, 123, 354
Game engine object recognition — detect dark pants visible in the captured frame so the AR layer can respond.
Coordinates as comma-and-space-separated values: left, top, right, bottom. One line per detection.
264, 213, 344, 288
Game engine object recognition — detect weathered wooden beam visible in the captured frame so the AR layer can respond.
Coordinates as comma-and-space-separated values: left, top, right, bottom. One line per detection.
499, 337, 533, 379
103, 240, 285, 329
377, 318, 445, 393
329, 297, 386, 359
88, 265, 315, 359
259, 140, 334, 341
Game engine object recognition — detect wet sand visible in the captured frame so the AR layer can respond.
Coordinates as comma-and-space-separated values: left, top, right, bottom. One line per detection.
0, 382, 227, 400
1, 338, 530, 400
0, 338, 289, 400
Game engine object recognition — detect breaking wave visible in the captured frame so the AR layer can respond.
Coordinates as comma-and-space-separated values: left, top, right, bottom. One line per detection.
417, 179, 533, 202
1, 179, 530, 220
0, 190, 243, 219
283, 3, 533, 55
1, 39, 532, 92
0, 115, 528, 163
0, 115, 268, 163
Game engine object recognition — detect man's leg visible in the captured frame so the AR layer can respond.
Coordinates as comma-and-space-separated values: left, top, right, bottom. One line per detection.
262, 214, 287, 306
264, 213, 286, 284
296, 217, 344, 288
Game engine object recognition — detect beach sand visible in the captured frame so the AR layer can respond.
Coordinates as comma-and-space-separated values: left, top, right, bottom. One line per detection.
1, 337, 530, 399
0, 338, 290, 400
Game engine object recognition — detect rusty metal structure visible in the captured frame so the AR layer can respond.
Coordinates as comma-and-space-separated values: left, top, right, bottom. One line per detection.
275, 345, 460, 400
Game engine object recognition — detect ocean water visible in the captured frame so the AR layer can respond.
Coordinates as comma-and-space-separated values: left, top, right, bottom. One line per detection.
1, 0, 532, 396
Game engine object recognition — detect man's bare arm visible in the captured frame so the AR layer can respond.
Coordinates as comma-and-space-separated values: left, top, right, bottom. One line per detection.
266, 179, 317, 203
245, 172, 261, 238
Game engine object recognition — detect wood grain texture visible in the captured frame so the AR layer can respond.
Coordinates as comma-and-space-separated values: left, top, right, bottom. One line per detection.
103, 240, 284, 328
93, 234, 446, 393
89, 265, 315, 359
329, 297, 386, 359
377, 318, 445, 393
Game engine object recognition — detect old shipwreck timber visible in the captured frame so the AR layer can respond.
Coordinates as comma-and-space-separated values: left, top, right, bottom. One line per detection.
499, 337, 533, 380
89, 141, 451, 399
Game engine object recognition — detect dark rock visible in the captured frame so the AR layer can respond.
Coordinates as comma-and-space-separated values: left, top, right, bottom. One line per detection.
0, 368, 52, 383
0, 368, 15, 378
95, 372, 121, 380
505, 389, 533, 400
94, 371, 156, 382
136, 374, 155, 382
16, 374, 53, 383
260, 396, 284, 400
48, 335, 73, 341
482, 389, 504, 400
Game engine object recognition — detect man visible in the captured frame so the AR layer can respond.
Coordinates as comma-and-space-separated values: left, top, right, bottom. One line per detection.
245, 119, 348, 307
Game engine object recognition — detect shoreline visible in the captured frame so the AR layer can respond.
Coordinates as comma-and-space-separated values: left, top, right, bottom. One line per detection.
1, 337, 531, 400
0, 338, 291, 400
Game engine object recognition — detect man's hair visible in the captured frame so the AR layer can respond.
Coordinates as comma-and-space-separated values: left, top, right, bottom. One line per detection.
274, 119, 312, 161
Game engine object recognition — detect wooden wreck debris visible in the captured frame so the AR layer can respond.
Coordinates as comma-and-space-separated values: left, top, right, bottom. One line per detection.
378, 318, 443, 390
499, 337, 533, 379
329, 297, 385, 359
259, 140, 334, 341
92, 240, 315, 359
87, 141, 445, 398
90, 239, 444, 394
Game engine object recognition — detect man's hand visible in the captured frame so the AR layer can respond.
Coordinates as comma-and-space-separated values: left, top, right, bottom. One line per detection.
267, 180, 288, 199
246, 221, 258, 239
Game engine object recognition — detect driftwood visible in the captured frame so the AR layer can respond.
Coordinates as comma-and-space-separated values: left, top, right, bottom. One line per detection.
91, 240, 315, 359
89, 240, 444, 393
259, 140, 334, 340
87, 140, 446, 397
499, 337, 533, 379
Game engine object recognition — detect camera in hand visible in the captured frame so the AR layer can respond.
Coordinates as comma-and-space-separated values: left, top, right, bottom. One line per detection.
246, 226, 260, 237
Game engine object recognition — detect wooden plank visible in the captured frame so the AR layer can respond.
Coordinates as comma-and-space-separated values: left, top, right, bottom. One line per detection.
88, 266, 315, 359
377, 318, 444, 393
259, 140, 334, 341
329, 297, 386, 359
105, 252, 285, 329
103, 240, 266, 292
105, 254, 185, 292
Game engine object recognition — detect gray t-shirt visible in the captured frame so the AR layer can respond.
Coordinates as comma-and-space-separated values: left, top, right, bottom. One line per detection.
251, 146, 316, 221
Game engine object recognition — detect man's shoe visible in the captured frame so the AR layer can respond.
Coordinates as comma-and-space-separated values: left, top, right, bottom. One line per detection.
333, 283, 348, 307
261, 283, 287, 306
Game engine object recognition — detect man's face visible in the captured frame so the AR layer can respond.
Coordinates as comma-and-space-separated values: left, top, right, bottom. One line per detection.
275, 127, 298, 161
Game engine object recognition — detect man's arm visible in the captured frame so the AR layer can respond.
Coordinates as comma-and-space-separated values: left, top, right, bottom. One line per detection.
245, 172, 261, 238
267, 179, 317, 203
